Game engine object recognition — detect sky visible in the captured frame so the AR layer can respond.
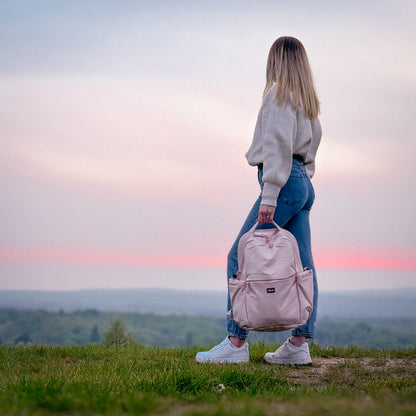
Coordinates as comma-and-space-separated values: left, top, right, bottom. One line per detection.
1, 0, 415, 292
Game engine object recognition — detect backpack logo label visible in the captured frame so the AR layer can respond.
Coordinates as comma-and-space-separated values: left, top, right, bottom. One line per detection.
266, 288, 275, 293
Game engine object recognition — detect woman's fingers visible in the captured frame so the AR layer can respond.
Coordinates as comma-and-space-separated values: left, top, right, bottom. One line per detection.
258, 204, 275, 223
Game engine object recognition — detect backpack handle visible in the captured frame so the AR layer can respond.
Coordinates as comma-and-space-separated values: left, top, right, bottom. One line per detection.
248, 220, 281, 234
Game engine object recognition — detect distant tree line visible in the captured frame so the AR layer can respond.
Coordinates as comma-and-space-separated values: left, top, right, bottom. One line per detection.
0, 309, 414, 349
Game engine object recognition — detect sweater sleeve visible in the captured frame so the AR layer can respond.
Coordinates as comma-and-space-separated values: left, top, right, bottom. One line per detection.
304, 118, 322, 179
260, 99, 297, 206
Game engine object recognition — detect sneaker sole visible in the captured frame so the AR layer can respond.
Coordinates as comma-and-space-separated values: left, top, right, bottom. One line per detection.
195, 357, 249, 364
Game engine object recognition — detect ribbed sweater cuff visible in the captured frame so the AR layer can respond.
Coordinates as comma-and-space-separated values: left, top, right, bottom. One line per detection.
261, 183, 281, 207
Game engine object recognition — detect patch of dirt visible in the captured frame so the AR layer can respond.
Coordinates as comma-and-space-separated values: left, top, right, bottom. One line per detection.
286, 357, 416, 386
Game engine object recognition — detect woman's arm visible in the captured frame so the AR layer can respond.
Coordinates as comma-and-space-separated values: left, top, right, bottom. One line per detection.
260, 99, 297, 207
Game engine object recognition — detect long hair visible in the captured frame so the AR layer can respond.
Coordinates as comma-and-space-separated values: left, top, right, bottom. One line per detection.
264, 37, 320, 120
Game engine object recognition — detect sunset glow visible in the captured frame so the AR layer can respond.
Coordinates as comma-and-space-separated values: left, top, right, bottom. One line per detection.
1, 246, 415, 271
1, 1, 415, 292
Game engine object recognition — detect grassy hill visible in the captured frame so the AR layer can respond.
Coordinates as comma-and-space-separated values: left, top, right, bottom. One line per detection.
1, 343, 415, 416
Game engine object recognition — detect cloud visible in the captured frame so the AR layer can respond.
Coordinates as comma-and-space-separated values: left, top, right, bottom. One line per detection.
0, 75, 253, 200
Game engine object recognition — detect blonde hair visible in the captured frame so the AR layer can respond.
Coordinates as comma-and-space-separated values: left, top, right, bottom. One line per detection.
264, 36, 320, 120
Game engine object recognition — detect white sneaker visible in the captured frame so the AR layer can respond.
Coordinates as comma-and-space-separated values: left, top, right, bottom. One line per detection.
195, 337, 249, 363
264, 338, 312, 365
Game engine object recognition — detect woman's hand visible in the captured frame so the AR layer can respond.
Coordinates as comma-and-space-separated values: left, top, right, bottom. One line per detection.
258, 204, 275, 224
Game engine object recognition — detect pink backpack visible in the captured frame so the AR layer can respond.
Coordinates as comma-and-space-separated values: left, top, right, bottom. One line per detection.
228, 221, 313, 332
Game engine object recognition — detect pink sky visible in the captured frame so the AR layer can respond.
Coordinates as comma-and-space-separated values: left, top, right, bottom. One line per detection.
1, 1, 415, 291
1, 246, 415, 271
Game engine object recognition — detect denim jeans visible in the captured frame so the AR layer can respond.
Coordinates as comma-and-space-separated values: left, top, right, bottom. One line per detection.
227, 158, 318, 339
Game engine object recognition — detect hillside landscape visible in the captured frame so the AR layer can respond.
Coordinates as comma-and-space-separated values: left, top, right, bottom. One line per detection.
0, 288, 415, 349
1, 287, 416, 317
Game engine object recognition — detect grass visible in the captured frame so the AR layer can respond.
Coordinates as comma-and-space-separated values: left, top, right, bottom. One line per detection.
0, 342, 415, 415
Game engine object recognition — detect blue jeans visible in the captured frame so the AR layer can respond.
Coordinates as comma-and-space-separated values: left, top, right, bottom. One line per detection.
227, 159, 318, 339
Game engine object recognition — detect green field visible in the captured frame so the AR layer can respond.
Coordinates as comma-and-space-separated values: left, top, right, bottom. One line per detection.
1, 343, 415, 415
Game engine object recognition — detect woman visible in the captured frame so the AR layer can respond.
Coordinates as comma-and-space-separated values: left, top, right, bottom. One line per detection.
196, 36, 321, 364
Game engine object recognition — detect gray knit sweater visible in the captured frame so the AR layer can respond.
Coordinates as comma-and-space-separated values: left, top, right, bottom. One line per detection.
245, 84, 322, 206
